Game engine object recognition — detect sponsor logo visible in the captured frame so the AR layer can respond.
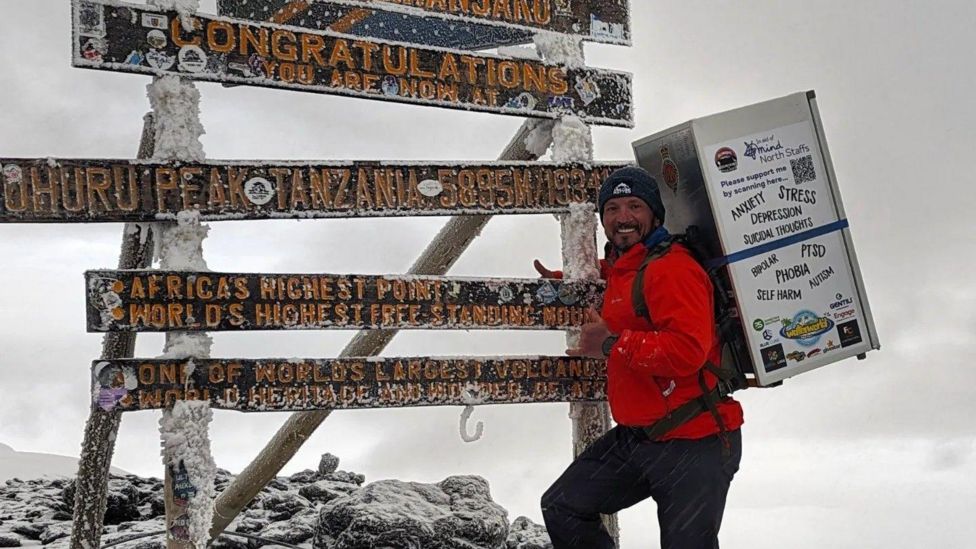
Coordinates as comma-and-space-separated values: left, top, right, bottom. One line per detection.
786, 350, 806, 363
2, 164, 24, 184
381, 75, 399, 96
753, 319, 765, 331
548, 95, 575, 112
504, 92, 538, 110
837, 320, 863, 348
761, 344, 787, 372
833, 309, 856, 321
124, 50, 146, 66
806, 348, 822, 358
613, 182, 631, 195
146, 48, 174, 70
715, 147, 738, 173
557, 284, 578, 306
762, 329, 774, 341
81, 38, 107, 62
417, 179, 443, 198
660, 145, 679, 193
243, 177, 274, 205
498, 287, 514, 304
780, 310, 834, 347
574, 76, 602, 105
146, 29, 167, 49
178, 45, 207, 73
590, 15, 625, 40
830, 292, 855, 310
823, 339, 840, 352
142, 13, 168, 30
536, 282, 557, 305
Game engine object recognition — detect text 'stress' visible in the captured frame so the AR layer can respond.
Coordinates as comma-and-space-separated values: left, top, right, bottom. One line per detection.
86, 271, 604, 332
216, 0, 631, 46
92, 356, 607, 412
72, 0, 633, 126
704, 121, 864, 374
0, 159, 623, 222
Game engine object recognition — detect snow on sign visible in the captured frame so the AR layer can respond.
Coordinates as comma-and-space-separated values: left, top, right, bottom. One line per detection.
91, 356, 607, 412
216, 0, 631, 48
633, 91, 880, 387
85, 271, 604, 332
0, 159, 623, 222
71, 0, 634, 127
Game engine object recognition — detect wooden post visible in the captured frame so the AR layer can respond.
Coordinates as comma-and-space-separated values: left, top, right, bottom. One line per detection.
69, 113, 157, 549
208, 117, 555, 541
539, 35, 619, 542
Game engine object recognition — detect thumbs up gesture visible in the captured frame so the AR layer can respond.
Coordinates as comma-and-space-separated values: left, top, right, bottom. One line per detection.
566, 308, 614, 359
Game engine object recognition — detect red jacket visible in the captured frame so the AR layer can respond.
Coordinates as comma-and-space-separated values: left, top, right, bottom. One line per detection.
600, 242, 744, 440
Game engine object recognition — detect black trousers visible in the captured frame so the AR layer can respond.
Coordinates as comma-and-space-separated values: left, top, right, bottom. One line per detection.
541, 426, 742, 549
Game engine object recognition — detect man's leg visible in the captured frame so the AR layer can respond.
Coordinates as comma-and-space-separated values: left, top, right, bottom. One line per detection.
650, 430, 742, 549
541, 426, 652, 549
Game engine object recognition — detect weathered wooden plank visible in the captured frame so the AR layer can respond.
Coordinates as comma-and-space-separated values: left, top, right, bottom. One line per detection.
92, 356, 607, 412
86, 271, 604, 332
217, 0, 631, 48
0, 158, 623, 222
71, 0, 633, 126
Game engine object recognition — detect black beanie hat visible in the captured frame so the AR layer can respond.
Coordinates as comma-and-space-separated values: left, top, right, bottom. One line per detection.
598, 166, 665, 223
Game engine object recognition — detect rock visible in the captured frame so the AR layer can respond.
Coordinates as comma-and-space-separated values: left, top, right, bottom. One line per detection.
506, 516, 552, 549
318, 453, 340, 475
38, 523, 71, 544
8, 522, 42, 540
258, 509, 317, 546
325, 470, 365, 486
0, 535, 21, 547
289, 469, 320, 484
237, 509, 274, 534
103, 479, 142, 524
298, 479, 359, 504
261, 492, 312, 521
316, 475, 508, 549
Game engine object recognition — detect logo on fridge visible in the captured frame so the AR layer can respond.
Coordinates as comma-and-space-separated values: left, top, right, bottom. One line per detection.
780, 310, 834, 348
660, 145, 680, 192
714, 147, 738, 173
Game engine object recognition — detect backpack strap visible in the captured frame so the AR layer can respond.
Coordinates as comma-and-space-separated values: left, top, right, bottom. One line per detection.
629, 238, 735, 450
630, 237, 674, 322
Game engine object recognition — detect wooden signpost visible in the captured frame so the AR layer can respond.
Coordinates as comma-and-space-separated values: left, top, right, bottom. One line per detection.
86, 270, 603, 332
56, 0, 637, 547
72, 0, 633, 126
92, 356, 607, 412
0, 158, 624, 222
216, 0, 631, 47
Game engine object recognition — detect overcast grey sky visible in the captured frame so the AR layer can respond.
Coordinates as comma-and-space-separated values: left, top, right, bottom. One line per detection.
1, 0, 975, 547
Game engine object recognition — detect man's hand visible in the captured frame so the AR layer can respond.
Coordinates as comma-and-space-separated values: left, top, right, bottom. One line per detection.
533, 259, 560, 279
567, 308, 614, 359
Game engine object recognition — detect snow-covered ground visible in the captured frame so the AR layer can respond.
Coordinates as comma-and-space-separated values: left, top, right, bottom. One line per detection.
3, 435, 973, 548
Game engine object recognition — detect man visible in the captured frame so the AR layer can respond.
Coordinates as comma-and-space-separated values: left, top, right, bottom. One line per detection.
538, 166, 744, 549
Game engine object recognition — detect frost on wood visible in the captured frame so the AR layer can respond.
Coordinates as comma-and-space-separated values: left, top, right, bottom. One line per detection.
560, 203, 599, 281
533, 32, 584, 69
160, 400, 217, 548
551, 116, 593, 164
522, 119, 555, 159
147, 76, 205, 163
148, 0, 199, 32
157, 211, 209, 271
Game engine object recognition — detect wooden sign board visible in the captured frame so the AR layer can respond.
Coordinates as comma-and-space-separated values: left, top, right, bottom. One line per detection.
86, 271, 604, 332
219, 0, 534, 51
0, 159, 624, 223
217, 0, 631, 48
72, 0, 633, 127
92, 356, 607, 412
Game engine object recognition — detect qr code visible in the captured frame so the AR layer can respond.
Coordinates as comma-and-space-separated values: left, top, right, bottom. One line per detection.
790, 155, 816, 184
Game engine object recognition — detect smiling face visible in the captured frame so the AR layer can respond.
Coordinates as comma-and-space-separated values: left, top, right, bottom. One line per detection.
602, 196, 656, 250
